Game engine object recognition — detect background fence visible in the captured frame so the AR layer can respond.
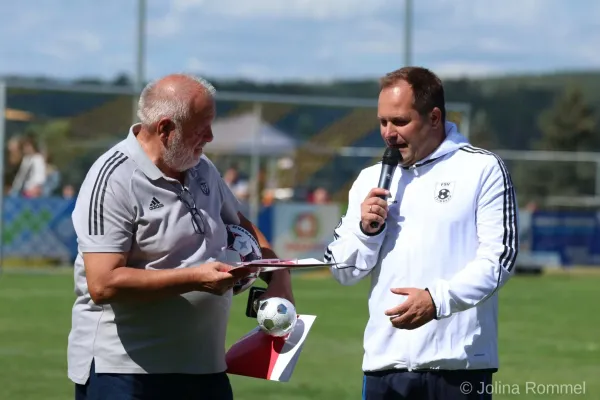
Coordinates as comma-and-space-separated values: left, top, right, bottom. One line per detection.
2, 79, 599, 270
0, 80, 472, 270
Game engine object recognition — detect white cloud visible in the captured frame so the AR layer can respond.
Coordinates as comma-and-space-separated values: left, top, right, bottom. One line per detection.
148, 10, 182, 38
166, 0, 393, 20
33, 31, 103, 61
348, 40, 398, 56
462, 0, 545, 26
31, 31, 102, 63
33, 44, 72, 62
434, 62, 503, 79
235, 64, 274, 81
171, 0, 205, 12
64, 31, 103, 53
306, 18, 403, 67
568, 41, 600, 65
5, 9, 56, 35
474, 38, 520, 55
185, 57, 209, 72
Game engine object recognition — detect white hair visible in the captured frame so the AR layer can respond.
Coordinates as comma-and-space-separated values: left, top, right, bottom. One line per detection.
136, 73, 216, 127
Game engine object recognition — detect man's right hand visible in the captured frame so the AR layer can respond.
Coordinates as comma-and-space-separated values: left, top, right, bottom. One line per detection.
360, 188, 389, 234
194, 262, 254, 295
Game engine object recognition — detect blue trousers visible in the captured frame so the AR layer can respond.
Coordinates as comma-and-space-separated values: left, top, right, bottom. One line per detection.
75, 360, 233, 400
363, 369, 494, 400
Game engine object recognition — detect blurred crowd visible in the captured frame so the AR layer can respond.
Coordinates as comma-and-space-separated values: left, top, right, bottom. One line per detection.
2, 138, 333, 207
3, 135, 75, 199
222, 163, 331, 210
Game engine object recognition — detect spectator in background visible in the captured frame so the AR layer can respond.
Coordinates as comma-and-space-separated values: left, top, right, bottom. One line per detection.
62, 184, 76, 199
518, 200, 537, 252
223, 164, 249, 199
4, 136, 23, 194
309, 187, 330, 204
42, 154, 61, 196
223, 164, 250, 213
222, 164, 239, 187
10, 135, 46, 197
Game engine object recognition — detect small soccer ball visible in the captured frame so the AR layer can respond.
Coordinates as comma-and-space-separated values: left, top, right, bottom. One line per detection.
256, 297, 297, 337
223, 224, 262, 295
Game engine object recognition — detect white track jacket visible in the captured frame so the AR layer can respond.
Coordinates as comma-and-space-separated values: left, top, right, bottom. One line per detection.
325, 122, 519, 373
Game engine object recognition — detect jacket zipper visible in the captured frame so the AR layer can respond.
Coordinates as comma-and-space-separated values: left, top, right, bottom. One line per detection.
402, 154, 451, 370
410, 164, 419, 177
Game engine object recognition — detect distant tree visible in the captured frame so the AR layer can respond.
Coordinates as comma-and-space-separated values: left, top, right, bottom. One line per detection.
112, 73, 132, 87
468, 109, 498, 150
535, 86, 600, 152
479, 87, 555, 150
515, 85, 600, 203
74, 77, 104, 86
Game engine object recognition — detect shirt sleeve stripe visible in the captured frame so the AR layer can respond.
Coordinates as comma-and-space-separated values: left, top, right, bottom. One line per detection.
460, 146, 519, 272
88, 151, 128, 236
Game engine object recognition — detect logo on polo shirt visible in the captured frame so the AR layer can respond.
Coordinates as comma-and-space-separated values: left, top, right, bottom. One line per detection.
149, 197, 164, 210
200, 181, 210, 196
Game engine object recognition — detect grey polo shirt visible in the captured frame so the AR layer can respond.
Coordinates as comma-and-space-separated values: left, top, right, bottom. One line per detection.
67, 124, 241, 385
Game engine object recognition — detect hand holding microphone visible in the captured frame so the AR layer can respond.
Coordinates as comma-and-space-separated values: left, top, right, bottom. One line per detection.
360, 147, 401, 234
360, 188, 390, 234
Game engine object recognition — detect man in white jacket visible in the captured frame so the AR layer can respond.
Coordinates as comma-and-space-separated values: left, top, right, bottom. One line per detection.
325, 67, 518, 399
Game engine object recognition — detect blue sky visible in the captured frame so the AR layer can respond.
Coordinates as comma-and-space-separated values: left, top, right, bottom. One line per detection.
1, 0, 599, 82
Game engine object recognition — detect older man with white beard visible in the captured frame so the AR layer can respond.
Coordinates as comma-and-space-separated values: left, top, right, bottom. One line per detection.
67, 74, 294, 400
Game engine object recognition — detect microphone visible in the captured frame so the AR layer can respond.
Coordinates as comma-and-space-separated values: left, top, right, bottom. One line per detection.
370, 147, 401, 230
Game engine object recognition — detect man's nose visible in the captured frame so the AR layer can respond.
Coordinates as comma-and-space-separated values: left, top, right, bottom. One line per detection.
204, 127, 214, 143
383, 126, 396, 141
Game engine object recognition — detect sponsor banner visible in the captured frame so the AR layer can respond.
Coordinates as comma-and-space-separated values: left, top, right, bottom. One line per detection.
271, 203, 340, 261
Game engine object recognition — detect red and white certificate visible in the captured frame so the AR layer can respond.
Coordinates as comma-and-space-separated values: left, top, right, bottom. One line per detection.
225, 314, 317, 382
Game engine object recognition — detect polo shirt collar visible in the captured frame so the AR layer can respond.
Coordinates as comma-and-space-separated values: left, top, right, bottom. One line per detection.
125, 123, 165, 181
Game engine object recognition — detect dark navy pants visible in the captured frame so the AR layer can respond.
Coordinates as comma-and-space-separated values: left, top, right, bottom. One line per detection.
363, 369, 494, 400
75, 360, 233, 400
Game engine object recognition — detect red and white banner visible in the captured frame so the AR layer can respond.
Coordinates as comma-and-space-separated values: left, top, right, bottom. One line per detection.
226, 315, 317, 382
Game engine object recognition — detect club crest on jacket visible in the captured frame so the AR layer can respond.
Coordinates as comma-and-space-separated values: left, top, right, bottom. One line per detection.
434, 181, 455, 203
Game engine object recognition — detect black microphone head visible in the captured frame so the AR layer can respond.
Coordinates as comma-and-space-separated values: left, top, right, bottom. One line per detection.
381, 147, 401, 166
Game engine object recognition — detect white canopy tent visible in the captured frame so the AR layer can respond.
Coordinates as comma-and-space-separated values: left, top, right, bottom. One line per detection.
206, 109, 297, 222
207, 111, 297, 156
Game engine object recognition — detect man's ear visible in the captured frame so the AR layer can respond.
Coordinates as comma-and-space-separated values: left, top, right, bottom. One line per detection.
157, 119, 175, 140
430, 107, 442, 129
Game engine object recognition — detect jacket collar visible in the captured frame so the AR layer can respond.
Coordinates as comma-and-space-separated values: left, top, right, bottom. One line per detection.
401, 122, 469, 170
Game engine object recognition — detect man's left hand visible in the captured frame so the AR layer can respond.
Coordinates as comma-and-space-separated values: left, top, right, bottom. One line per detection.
262, 270, 295, 305
384, 287, 436, 330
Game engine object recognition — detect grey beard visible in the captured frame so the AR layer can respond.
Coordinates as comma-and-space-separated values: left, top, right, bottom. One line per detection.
163, 133, 201, 172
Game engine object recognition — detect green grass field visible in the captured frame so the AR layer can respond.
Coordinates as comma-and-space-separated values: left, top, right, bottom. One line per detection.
0, 270, 598, 399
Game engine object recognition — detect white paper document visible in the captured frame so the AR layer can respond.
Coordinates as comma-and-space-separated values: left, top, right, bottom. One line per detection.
230, 257, 350, 271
